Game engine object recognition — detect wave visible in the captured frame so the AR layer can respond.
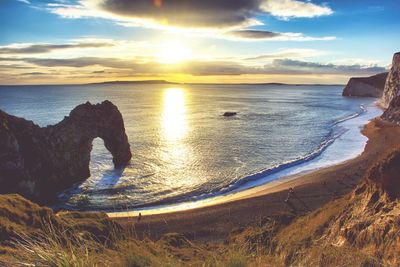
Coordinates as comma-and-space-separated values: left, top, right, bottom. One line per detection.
333, 104, 365, 125
205, 105, 366, 195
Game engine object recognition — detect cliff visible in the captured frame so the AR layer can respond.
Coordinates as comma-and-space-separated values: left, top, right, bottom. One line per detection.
324, 148, 400, 265
342, 72, 388, 97
380, 53, 400, 123
233, 145, 400, 266
381, 52, 400, 108
0, 101, 131, 204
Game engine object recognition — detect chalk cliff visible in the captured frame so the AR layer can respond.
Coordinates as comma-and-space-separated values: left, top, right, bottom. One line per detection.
342, 72, 387, 97
0, 101, 131, 203
381, 52, 400, 123
381, 52, 400, 108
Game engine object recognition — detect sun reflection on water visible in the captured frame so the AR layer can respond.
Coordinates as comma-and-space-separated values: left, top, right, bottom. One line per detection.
161, 88, 188, 141
160, 87, 193, 188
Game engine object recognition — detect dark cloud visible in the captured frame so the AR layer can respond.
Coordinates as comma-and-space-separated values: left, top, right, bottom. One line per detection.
0, 64, 32, 69
229, 30, 282, 39
94, 0, 262, 28
24, 57, 115, 67
21, 72, 47, 75
0, 42, 113, 54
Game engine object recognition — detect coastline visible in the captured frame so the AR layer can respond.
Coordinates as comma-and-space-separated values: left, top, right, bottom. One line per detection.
108, 118, 400, 241
108, 100, 382, 218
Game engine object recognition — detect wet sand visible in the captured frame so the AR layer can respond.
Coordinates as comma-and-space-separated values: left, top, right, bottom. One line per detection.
112, 119, 400, 241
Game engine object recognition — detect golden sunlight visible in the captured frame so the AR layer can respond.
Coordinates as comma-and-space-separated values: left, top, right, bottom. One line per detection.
157, 41, 191, 64
161, 88, 188, 141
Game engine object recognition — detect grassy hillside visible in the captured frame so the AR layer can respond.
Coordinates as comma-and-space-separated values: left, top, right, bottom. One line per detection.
1, 148, 399, 266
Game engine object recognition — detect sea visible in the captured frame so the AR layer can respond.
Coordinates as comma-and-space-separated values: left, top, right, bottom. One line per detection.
0, 83, 382, 211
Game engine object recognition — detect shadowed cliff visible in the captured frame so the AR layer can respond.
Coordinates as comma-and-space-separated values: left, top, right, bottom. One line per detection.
342, 72, 388, 97
0, 100, 132, 203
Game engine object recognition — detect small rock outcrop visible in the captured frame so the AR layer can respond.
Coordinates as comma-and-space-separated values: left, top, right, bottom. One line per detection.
342, 72, 388, 97
381, 52, 400, 108
223, 112, 237, 117
0, 101, 132, 203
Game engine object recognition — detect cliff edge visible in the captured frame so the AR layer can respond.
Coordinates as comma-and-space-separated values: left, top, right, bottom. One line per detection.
342, 72, 388, 97
381, 52, 400, 123
0, 101, 132, 203
381, 52, 400, 108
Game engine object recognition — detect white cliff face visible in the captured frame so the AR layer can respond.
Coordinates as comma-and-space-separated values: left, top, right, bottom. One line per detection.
381, 52, 400, 108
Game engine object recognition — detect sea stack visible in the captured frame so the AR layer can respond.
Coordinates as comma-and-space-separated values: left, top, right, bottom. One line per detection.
381, 52, 400, 123
342, 72, 388, 97
0, 101, 132, 203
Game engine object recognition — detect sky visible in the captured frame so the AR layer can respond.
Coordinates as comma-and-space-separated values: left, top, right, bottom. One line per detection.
0, 0, 399, 85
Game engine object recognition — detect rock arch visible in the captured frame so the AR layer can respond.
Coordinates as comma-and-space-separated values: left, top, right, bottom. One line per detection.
0, 101, 132, 203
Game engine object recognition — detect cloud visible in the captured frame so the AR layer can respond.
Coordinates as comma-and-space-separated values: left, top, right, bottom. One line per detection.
46, 0, 333, 33
270, 59, 387, 74
229, 30, 281, 39
244, 48, 326, 60
20, 72, 47, 76
228, 30, 335, 41
16, 0, 30, 4
0, 42, 114, 54
0, 56, 386, 76
0, 64, 32, 69
261, 0, 333, 20
46, 1, 262, 30
93, 0, 264, 29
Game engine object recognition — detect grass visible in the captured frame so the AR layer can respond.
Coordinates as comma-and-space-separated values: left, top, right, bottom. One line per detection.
10, 220, 108, 266
0, 192, 395, 266
5, 219, 183, 267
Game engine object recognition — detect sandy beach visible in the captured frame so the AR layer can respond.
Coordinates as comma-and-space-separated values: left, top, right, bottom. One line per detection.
112, 119, 400, 241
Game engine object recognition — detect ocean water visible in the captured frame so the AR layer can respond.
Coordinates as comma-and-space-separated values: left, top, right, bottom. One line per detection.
0, 84, 380, 211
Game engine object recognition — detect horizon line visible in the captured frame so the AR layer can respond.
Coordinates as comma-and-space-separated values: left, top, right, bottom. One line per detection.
0, 79, 346, 87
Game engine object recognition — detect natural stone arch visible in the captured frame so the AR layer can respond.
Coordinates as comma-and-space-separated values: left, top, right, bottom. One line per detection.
0, 101, 132, 203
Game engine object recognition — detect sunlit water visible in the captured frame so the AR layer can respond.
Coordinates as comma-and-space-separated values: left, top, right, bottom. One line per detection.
0, 84, 381, 211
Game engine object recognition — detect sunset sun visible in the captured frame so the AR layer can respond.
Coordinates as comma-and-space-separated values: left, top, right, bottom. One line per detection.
157, 41, 191, 64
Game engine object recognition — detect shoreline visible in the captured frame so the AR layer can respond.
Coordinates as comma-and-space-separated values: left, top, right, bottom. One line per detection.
108, 118, 400, 241
108, 100, 382, 218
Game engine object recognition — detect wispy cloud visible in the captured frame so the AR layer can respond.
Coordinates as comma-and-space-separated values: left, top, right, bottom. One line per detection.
244, 48, 327, 60
1, 56, 386, 76
16, 0, 31, 4
227, 30, 335, 41
0, 42, 114, 54
269, 59, 387, 74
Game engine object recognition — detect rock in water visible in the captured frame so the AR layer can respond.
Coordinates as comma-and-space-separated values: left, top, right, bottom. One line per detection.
223, 112, 237, 117
381, 52, 400, 123
381, 52, 400, 108
0, 100, 132, 203
342, 72, 388, 97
